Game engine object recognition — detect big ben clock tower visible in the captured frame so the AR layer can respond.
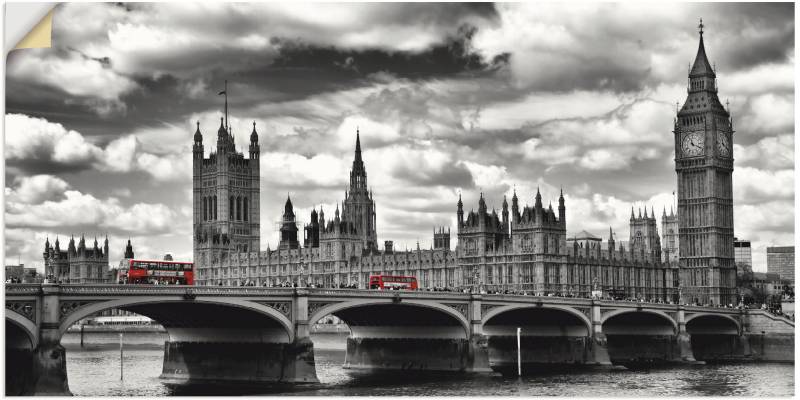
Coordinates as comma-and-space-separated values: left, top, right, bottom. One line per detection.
674, 20, 736, 306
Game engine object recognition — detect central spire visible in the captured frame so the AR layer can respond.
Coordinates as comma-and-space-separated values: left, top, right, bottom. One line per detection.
350, 128, 366, 188
354, 128, 363, 164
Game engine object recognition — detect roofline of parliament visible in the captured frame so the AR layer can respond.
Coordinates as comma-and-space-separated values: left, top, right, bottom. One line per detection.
190, 22, 736, 306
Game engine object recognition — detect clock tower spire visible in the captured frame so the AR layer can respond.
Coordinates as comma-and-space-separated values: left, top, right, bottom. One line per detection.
674, 20, 735, 306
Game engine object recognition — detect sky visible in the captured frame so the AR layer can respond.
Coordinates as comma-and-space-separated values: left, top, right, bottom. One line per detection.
4, 2, 794, 272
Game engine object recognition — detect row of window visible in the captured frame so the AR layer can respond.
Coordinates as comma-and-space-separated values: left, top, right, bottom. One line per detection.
201, 195, 250, 221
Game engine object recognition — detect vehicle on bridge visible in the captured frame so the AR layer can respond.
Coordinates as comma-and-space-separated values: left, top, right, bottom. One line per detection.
120, 259, 194, 285
368, 274, 417, 290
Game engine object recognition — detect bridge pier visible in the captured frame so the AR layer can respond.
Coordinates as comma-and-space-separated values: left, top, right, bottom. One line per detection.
340, 295, 493, 374
673, 308, 699, 363
590, 302, 613, 367
27, 285, 71, 395
159, 338, 317, 385
467, 296, 493, 373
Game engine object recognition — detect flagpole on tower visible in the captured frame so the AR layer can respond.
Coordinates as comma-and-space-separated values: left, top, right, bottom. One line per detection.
224, 80, 228, 129
218, 80, 228, 130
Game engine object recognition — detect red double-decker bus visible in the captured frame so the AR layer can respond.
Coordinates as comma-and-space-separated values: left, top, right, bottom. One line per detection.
368, 275, 418, 290
123, 260, 194, 285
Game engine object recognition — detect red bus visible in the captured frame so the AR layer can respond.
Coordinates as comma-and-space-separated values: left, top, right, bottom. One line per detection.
123, 260, 194, 285
368, 275, 418, 290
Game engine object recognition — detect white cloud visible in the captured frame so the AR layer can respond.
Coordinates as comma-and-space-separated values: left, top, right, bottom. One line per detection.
7, 48, 137, 114
734, 134, 794, 170
5, 113, 103, 166
739, 93, 794, 135
7, 175, 70, 204
5, 189, 181, 235
5, 113, 191, 182
733, 167, 794, 204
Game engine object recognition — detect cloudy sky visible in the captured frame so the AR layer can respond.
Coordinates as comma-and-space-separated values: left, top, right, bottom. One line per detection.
4, 3, 794, 272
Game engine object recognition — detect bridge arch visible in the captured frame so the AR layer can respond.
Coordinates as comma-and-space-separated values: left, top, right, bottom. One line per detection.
6, 312, 38, 350
600, 309, 678, 334
685, 313, 741, 335
58, 297, 294, 342
481, 304, 592, 334
308, 298, 470, 339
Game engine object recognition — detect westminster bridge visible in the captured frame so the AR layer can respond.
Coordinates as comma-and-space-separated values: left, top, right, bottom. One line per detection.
5, 284, 795, 395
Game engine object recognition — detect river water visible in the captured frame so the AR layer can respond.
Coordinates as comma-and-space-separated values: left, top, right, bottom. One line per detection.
61, 332, 794, 396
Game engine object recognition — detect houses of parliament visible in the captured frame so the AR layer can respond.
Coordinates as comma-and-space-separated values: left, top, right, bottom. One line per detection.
192, 24, 736, 305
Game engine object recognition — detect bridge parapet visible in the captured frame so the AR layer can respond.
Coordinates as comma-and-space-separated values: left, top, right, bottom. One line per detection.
5, 284, 42, 295
56, 284, 296, 297
307, 288, 469, 299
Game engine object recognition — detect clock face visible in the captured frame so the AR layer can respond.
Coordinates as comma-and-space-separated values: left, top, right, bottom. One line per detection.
681, 131, 704, 157
716, 131, 730, 157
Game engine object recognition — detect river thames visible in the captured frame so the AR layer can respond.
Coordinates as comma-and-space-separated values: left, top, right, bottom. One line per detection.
61, 332, 794, 396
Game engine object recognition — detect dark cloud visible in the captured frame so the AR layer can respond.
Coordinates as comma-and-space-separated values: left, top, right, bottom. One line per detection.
4, 3, 792, 271
389, 161, 474, 188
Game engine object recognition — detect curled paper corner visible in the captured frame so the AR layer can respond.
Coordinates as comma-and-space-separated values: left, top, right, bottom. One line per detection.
5, 3, 56, 54
14, 9, 54, 50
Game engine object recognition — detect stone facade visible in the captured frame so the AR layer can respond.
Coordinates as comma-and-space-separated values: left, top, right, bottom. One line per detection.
190, 28, 738, 303
674, 24, 736, 306
193, 130, 676, 300
193, 117, 261, 284
661, 207, 679, 264
43, 236, 109, 283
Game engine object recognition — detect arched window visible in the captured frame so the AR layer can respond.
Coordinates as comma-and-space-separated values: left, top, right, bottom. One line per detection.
243, 197, 248, 221
213, 196, 217, 220
230, 196, 234, 219
203, 197, 207, 221
236, 196, 242, 220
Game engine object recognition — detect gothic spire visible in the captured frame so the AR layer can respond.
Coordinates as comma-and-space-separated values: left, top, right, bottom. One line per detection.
284, 193, 294, 216
349, 128, 367, 189
194, 121, 202, 144
355, 127, 362, 159
217, 117, 227, 138
250, 121, 258, 143
124, 238, 134, 259
690, 18, 715, 78
535, 187, 542, 208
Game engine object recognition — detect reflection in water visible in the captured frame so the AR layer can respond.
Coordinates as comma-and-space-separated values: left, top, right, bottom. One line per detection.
63, 333, 794, 396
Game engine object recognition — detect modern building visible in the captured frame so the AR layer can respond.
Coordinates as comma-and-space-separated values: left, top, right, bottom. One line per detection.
674, 22, 737, 306
767, 246, 794, 282
43, 235, 110, 283
21, 267, 42, 283
734, 238, 752, 275
5, 264, 24, 281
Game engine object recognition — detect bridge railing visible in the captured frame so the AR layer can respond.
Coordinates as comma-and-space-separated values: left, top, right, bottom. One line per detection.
481, 293, 593, 305
306, 288, 469, 299
4, 283, 42, 294
4, 283, 298, 297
